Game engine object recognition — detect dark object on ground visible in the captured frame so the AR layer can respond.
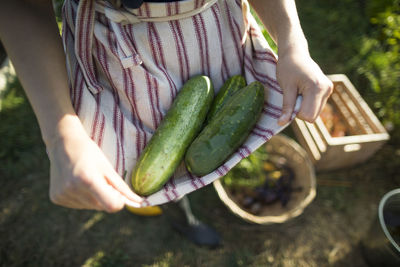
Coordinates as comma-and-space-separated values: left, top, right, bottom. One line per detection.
361, 188, 400, 266
163, 196, 221, 248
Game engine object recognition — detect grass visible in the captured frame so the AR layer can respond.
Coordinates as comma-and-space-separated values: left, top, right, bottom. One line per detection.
1, 0, 400, 266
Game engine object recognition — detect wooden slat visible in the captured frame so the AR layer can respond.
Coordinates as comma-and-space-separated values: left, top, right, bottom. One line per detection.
330, 92, 362, 135
328, 74, 386, 133
334, 82, 374, 134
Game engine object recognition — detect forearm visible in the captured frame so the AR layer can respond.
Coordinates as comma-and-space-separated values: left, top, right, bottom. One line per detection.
249, 0, 309, 56
0, 0, 83, 147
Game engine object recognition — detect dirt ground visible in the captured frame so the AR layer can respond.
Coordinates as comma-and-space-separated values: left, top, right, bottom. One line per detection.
1, 101, 398, 267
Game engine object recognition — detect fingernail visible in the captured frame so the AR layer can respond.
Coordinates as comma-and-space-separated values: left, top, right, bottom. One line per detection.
278, 113, 288, 125
123, 196, 142, 208
128, 192, 142, 202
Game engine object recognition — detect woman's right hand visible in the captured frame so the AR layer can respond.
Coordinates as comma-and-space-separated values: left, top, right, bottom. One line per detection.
46, 116, 142, 212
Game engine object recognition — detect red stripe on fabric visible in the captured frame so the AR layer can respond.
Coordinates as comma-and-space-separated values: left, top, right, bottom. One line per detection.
82, 0, 97, 88
265, 101, 282, 112
195, 0, 199, 9
127, 70, 147, 152
90, 40, 104, 144
120, 70, 138, 157
145, 71, 159, 130
143, 198, 150, 206
252, 55, 277, 65
189, 171, 206, 188
263, 108, 280, 119
151, 23, 178, 98
244, 54, 280, 87
126, 71, 141, 157
222, 164, 229, 174
98, 114, 105, 148
254, 125, 274, 135
211, 5, 229, 80
121, 30, 149, 152
148, 23, 176, 103
232, 18, 243, 47
175, 1, 180, 15
169, 21, 185, 85
251, 130, 269, 141
146, 24, 163, 127
152, 76, 162, 127
197, 177, 206, 187
95, 36, 125, 172
252, 47, 276, 58
188, 173, 200, 189
120, 109, 126, 173
191, 180, 200, 189
167, 180, 179, 198
224, 0, 242, 70
167, 2, 172, 16
234, 0, 241, 7
98, 29, 122, 173
164, 191, 172, 201
90, 93, 101, 142
243, 145, 251, 156
145, 2, 150, 17
238, 148, 246, 159
75, 71, 84, 115
244, 61, 282, 94
192, 15, 206, 75
175, 21, 190, 82
138, 5, 143, 16
217, 166, 226, 176
199, 13, 211, 77
124, 28, 149, 150
119, 24, 137, 59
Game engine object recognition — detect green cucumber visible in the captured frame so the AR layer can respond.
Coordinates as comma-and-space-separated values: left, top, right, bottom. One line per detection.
132, 75, 214, 195
185, 81, 265, 176
206, 75, 246, 122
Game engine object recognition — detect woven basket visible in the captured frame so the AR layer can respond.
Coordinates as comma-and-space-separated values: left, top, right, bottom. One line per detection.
213, 134, 316, 225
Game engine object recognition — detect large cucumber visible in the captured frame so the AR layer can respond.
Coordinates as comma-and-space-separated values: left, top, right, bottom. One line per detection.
185, 81, 265, 176
206, 75, 246, 122
132, 76, 214, 195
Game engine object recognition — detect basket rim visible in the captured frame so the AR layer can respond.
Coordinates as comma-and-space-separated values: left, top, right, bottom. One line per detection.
213, 134, 317, 225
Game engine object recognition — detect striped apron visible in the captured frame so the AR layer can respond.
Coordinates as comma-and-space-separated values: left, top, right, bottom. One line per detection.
61, 0, 301, 206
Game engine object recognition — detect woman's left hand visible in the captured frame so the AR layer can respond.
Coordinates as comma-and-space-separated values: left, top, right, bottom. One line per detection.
276, 46, 333, 126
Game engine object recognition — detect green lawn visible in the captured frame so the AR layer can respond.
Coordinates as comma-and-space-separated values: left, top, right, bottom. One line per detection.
1, 0, 399, 266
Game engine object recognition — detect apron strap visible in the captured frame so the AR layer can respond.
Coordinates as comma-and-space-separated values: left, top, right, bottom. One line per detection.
95, 0, 219, 24
75, 0, 104, 94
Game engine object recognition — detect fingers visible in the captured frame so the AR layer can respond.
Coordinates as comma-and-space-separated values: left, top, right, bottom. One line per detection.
278, 83, 298, 126
103, 166, 142, 203
297, 79, 333, 123
87, 178, 127, 213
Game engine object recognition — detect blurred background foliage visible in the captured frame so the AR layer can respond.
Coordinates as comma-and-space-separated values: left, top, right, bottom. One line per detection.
298, 0, 400, 145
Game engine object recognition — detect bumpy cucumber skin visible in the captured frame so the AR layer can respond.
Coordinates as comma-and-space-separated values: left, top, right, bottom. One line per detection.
132, 76, 214, 196
206, 75, 246, 122
185, 81, 265, 177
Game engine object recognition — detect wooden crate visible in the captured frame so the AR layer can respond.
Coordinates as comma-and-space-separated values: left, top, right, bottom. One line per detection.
292, 74, 389, 171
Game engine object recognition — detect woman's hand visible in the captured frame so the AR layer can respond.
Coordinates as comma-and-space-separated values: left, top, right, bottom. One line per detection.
276, 47, 333, 126
249, 0, 333, 125
46, 116, 142, 212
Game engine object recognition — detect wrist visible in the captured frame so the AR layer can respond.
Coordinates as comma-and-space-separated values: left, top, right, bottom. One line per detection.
277, 33, 309, 58
43, 114, 88, 150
